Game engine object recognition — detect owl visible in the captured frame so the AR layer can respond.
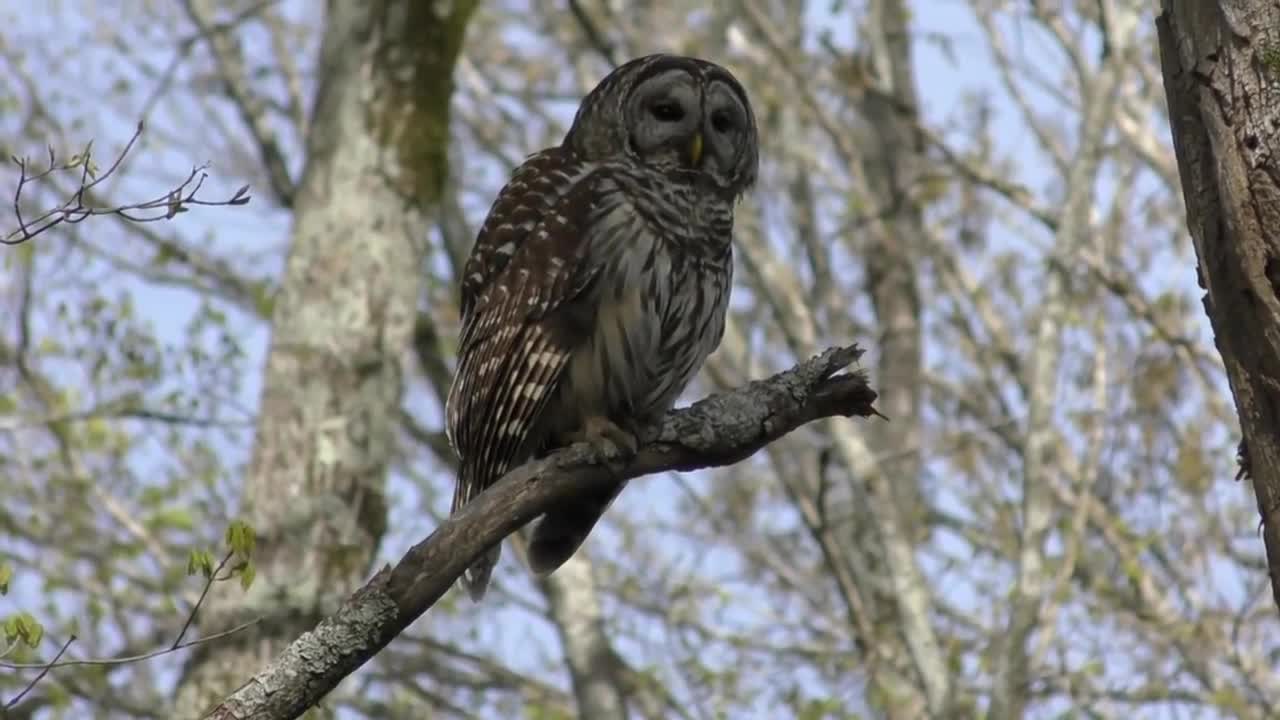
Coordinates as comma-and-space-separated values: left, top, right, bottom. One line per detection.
445, 54, 759, 600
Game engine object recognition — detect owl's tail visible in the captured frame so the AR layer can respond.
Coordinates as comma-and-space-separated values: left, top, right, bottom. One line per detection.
526, 480, 626, 575
462, 547, 500, 601
453, 461, 501, 601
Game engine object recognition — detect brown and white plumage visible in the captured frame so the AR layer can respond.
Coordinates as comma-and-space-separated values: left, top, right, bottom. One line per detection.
446, 54, 759, 600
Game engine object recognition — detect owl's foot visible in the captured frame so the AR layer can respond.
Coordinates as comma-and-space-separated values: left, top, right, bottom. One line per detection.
568, 415, 639, 460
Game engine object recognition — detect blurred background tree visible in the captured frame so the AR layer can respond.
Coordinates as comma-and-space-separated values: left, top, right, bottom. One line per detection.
1, 1, 1273, 718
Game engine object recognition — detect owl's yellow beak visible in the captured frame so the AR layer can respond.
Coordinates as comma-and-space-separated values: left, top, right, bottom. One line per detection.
689, 132, 703, 167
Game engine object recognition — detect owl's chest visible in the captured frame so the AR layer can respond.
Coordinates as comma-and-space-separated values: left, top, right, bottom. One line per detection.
559, 207, 731, 421
591, 208, 722, 339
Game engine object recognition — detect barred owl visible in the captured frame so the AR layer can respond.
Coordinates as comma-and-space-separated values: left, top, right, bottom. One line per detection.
445, 54, 759, 600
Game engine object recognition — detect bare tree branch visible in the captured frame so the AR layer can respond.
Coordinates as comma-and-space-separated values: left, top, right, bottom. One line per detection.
4, 635, 74, 710
181, 0, 297, 208
204, 344, 878, 719
0, 620, 262, 674
3, 122, 251, 244
566, 0, 618, 68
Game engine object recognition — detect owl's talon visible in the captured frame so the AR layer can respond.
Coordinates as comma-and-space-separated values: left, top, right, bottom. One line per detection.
569, 415, 639, 460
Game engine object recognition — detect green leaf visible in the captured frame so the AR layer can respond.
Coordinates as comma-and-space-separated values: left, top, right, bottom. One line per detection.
46, 682, 72, 709
83, 417, 111, 450
797, 698, 841, 720
186, 549, 215, 579
252, 284, 275, 318
146, 507, 195, 532
0, 562, 11, 594
4, 611, 44, 647
225, 519, 256, 560
238, 561, 256, 591
37, 338, 63, 355
138, 486, 168, 506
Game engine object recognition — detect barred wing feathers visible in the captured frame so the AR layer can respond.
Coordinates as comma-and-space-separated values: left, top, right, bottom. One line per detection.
444, 149, 601, 599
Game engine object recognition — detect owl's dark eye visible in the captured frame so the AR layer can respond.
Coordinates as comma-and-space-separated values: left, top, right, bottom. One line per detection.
650, 101, 685, 122
710, 109, 736, 133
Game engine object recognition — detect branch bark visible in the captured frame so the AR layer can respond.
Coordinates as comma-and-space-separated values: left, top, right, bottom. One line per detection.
203, 344, 878, 719
1157, 1, 1280, 613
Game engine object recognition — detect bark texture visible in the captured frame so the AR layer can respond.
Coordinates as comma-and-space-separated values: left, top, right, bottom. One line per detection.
1157, 1, 1280, 613
172, 1, 477, 715
202, 345, 878, 719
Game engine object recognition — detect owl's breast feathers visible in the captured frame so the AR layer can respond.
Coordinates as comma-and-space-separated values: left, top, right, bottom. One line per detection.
549, 162, 734, 426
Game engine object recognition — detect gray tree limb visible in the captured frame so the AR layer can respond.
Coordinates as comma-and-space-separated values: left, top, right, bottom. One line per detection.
203, 344, 879, 720
182, 0, 297, 207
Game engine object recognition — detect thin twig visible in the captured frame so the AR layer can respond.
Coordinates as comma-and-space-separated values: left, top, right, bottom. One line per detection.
0, 619, 261, 672
4, 634, 75, 709
0, 551, 254, 714
3, 122, 251, 244
172, 550, 235, 650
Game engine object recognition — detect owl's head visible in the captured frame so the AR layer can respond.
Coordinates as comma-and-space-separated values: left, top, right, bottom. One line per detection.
565, 54, 759, 195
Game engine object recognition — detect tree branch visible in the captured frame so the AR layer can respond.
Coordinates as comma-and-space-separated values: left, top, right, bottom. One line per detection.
181, 0, 297, 208
203, 344, 879, 719
3, 122, 251, 244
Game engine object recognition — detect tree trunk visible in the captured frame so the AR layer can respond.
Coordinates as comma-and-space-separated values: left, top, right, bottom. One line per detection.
538, 559, 629, 720
172, 1, 477, 714
852, 0, 949, 714
1157, 1, 1280, 612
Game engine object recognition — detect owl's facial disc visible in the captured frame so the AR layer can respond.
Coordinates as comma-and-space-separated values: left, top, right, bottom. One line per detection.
625, 68, 754, 188
699, 81, 750, 181
627, 70, 703, 170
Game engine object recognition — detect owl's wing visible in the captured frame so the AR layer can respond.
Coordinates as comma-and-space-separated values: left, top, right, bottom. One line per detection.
446, 149, 602, 514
